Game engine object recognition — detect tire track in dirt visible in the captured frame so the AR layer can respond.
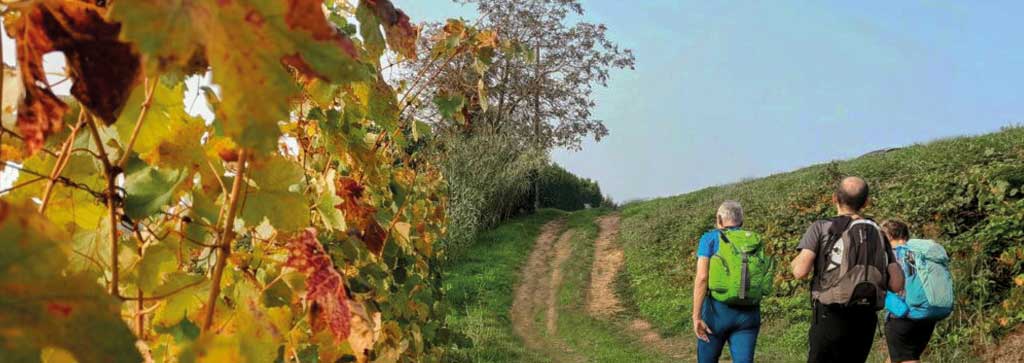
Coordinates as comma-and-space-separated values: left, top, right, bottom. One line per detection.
588, 214, 694, 359
510, 219, 581, 361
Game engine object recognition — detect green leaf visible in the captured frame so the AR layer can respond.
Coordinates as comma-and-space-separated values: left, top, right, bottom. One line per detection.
190, 184, 222, 225
11, 152, 105, 234
356, 1, 386, 61
434, 94, 465, 124
136, 241, 178, 293
352, 79, 400, 131
152, 272, 209, 329
316, 170, 346, 231
68, 222, 111, 275
114, 82, 189, 158
0, 201, 143, 363
261, 279, 293, 308
154, 317, 200, 344
240, 156, 310, 231
109, 0, 373, 153
411, 120, 431, 142
125, 165, 188, 220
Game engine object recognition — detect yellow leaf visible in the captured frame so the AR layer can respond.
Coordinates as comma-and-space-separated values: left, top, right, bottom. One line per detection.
394, 221, 411, 243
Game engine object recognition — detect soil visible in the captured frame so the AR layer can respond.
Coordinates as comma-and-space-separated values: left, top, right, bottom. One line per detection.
509, 219, 581, 361
586, 214, 694, 359
987, 324, 1024, 363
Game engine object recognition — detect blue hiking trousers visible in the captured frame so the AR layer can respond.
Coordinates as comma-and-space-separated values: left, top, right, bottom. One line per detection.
697, 297, 761, 363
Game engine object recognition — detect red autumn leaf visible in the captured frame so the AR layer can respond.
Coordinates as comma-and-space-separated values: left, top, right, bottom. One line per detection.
4, 0, 140, 153
286, 228, 351, 342
284, 0, 359, 66
365, 0, 418, 59
336, 177, 387, 254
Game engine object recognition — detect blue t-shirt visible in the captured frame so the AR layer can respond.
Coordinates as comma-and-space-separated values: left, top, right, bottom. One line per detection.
697, 227, 740, 259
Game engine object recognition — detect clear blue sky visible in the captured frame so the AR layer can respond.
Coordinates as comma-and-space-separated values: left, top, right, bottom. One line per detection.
402, 1, 1024, 202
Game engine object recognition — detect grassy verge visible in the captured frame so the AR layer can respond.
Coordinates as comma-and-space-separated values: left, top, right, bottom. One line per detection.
442, 209, 564, 363
617, 127, 1024, 362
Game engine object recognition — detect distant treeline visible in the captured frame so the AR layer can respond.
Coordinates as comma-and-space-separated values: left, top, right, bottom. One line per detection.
536, 163, 610, 211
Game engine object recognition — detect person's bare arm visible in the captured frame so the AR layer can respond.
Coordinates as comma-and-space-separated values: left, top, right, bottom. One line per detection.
692, 257, 712, 342
887, 262, 905, 293
791, 249, 816, 280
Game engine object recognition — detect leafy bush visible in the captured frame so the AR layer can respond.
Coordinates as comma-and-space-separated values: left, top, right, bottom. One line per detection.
616, 127, 1024, 361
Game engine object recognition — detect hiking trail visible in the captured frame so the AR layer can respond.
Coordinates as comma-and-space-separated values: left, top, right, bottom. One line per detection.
587, 214, 694, 359
510, 214, 694, 361
509, 219, 583, 361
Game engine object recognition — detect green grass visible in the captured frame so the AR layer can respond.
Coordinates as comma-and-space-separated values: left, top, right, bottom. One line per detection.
616, 126, 1024, 362
442, 209, 565, 363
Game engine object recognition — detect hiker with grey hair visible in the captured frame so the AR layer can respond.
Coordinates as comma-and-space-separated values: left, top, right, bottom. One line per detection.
790, 176, 905, 363
693, 200, 773, 363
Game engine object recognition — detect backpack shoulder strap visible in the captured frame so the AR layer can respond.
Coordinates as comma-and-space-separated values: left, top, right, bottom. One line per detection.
812, 216, 853, 290
718, 229, 742, 255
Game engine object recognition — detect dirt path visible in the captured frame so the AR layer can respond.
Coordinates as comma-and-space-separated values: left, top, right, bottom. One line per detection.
510, 219, 581, 361
987, 324, 1024, 362
587, 214, 694, 359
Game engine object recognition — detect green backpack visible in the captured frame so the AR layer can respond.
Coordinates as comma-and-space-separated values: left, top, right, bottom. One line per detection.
708, 229, 773, 306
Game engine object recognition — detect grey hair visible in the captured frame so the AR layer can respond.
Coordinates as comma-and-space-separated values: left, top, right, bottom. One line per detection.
717, 200, 744, 226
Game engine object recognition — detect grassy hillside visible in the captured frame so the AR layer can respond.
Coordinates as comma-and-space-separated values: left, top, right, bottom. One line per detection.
616, 126, 1024, 361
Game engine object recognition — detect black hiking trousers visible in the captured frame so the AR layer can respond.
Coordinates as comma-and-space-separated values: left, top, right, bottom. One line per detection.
807, 302, 878, 363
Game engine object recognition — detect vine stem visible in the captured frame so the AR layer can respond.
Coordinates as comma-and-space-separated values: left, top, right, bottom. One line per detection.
38, 112, 87, 214
202, 149, 249, 332
85, 114, 119, 296
117, 78, 158, 169
133, 226, 146, 338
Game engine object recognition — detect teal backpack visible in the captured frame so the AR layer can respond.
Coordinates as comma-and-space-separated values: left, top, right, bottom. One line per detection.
885, 239, 954, 320
708, 229, 773, 306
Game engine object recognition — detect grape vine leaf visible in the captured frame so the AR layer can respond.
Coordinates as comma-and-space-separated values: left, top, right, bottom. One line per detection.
336, 177, 387, 255
363, 0, 419, 59
151, 273, 209, 329
433, 94, 465, 124
0, 200, 142, 363
124, 165, 187, 220
285, 228, 351, 342
109, 0, 373, 153
241, 156, 310, 231
4, 0, 140, 153
136, 241, 178, 293
115, 81, 206, 169
356, 1, 386, 61
317, 170, 347, 231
